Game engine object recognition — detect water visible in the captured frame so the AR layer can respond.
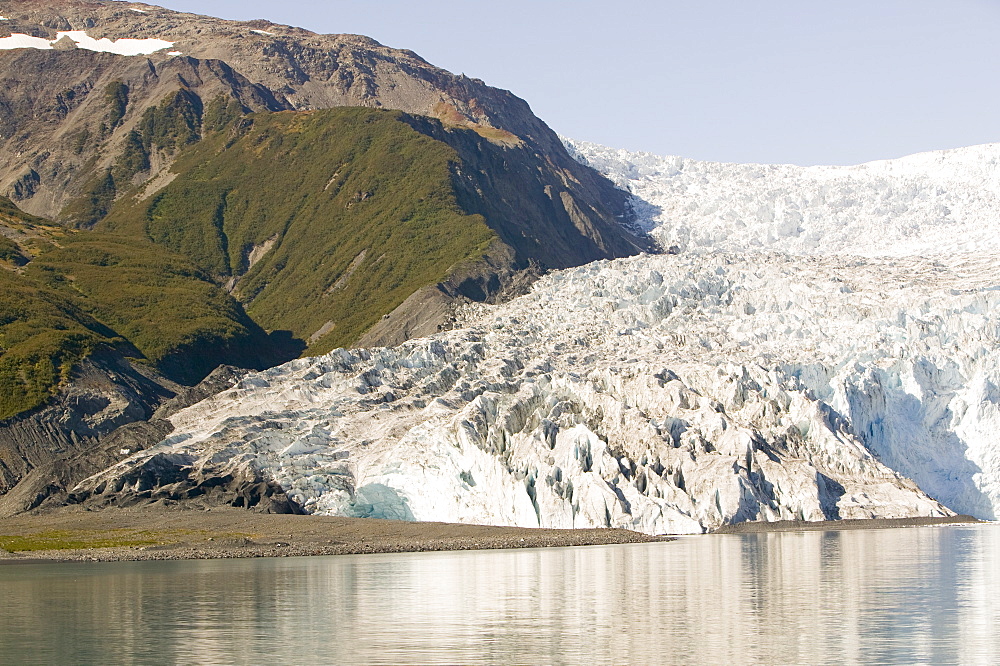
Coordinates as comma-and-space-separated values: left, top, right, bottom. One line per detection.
1, 525, 998, 665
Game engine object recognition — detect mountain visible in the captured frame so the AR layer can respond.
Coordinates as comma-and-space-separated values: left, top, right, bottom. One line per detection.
8, 3, 994, 532
0, 192, 294, 513
0, 2, 644, 248
0, 0, 650, 348
69, 143, 1000, 530
0, 1, 652, 512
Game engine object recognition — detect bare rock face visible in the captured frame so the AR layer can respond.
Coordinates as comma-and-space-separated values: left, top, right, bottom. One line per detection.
4, 1, 556, 140
0, 353, 248, 517
67, 452, 303, 515
0, 46, 287, 221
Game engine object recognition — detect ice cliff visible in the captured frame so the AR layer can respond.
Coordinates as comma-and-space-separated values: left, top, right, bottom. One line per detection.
75, 142, 1000, 531
564, 139, 1000, 520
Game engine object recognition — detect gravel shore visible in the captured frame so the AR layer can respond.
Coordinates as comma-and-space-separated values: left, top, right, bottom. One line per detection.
1, 508, 985, 564
712, 515, 982, 533
0, 506, 668, 563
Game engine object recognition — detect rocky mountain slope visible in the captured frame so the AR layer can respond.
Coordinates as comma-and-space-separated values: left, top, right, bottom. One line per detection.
0, 194, 276, 415
9, 2, 995, 533
69, 143, 1000, 531
0, 0, 650, 360
0, 1, 643, 258
0, 191, 296, 514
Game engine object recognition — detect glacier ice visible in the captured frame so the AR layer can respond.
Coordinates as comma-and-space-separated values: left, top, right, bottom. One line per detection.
76, 141, 1000, 531
565, 139, 1000, 258
83, 251, 1000, 530
562, 139, 1000, 519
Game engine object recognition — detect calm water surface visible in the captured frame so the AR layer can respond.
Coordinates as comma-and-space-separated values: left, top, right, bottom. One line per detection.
1, 524, 998, 664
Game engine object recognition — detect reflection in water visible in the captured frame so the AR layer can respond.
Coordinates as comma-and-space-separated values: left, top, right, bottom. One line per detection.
1, 525, 998, 664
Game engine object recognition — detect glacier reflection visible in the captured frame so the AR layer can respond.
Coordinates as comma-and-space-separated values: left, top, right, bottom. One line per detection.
1, 525, 998, 664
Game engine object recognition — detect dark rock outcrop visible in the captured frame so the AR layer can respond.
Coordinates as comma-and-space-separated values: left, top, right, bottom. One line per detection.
0, 355, 246, 517
68, 453, 303, 514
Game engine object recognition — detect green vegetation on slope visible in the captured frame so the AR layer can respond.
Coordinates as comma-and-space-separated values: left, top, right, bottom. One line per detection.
62, 86, 208, 228
0, 195, 60, 267
0, 235, 26, 266
0, 196, 47, 226
0, 195, 288, 420
103, 81, 129, 133
137, 88, 203, 153
2, 106, 500, 419
104, 107, 497, 353
0, 529, 158, 552
25, 233, 276, 384
0, 269, 109, 420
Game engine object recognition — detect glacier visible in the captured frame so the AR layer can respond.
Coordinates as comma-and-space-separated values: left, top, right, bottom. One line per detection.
75, 142, 1000, 532
564, 139, 1000, 520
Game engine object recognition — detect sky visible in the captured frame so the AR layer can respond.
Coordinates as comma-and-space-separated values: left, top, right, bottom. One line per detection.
152, 0, 1000, 166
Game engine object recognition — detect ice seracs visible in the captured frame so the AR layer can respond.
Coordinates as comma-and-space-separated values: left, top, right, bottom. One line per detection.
81, 250, 991, 532
565, 139, 1000, 258
560, 139, 1000, 519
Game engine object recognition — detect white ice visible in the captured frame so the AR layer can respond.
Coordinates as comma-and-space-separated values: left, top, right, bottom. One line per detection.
55, 31, 173, 56
565, 139, 1000, 258
83, 251, 999, 532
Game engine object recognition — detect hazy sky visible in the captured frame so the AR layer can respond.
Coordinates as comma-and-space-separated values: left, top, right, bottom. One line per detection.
153, 0, 1000, 166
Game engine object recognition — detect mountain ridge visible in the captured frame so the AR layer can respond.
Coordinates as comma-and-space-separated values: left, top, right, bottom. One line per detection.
0, 0, 651, 342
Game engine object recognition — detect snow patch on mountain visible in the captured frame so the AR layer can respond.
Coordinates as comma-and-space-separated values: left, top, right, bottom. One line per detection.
565, 139, 1000, 257
0, 34, 53, 50
0, 31, 173, 55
